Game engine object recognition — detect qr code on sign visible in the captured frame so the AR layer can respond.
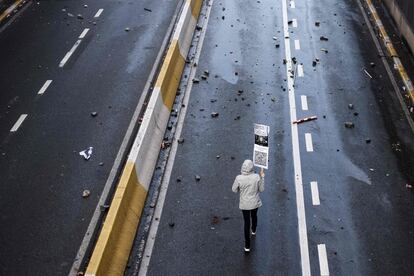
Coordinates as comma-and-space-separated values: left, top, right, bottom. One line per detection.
254, 150, 268, 167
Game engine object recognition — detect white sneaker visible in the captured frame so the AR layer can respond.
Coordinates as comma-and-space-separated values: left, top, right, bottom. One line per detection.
244, 247, 250, 252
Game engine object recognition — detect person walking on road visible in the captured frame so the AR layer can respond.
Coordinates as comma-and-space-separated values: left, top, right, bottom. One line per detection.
232, 159, 265, 252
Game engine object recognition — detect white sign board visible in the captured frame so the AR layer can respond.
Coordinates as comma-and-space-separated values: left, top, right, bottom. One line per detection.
253, 123, 269, 169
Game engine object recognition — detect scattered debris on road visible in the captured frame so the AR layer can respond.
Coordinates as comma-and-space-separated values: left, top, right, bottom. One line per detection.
82, 190, 90, 198
344, 122, 355, 128
363, 68, 373, 79
79, 147, 93, 160
293, 116, 317, 124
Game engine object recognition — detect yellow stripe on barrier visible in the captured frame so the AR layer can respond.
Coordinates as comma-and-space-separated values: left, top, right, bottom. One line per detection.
189, 0, 203, 19
85, 162, 147, 276
0, 0, 24, 22
155, 40, 186, 110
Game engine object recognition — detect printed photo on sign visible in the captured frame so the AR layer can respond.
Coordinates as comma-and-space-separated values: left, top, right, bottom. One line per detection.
253, 123, 269, 169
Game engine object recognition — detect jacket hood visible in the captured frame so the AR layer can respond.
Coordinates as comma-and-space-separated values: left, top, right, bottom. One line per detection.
241, 159, 254, 175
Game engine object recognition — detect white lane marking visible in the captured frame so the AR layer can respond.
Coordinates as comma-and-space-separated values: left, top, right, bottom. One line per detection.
295, 39, 301, 50
301, 95, 308, 110
94, 8, 103, 18
78, 28, 90, 39
10, 114, 28, 132
310, 181, 320, 205
290, 0, 296, 8
318, 244, 330, 276
292, 18, 297, 28
305, 133, 313, 152
282, 0, 311, 274
298, 63, 304, 77
59, 40, 82, 67
37, 80, 52, 95
138, 1, 214, 275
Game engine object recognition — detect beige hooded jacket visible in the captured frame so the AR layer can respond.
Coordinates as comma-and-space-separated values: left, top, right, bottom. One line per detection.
232, 160, 265, 210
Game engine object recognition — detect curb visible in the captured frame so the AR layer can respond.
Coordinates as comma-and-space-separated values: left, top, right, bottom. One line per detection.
364, 0, 414, 104
84, 0, 203, 275
0, 0, 25, 23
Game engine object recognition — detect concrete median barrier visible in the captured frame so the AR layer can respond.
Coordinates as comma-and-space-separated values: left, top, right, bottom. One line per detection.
85, 1, 203, 275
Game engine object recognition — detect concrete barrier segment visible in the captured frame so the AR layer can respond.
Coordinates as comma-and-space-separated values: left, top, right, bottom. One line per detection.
84, 0, 203, 275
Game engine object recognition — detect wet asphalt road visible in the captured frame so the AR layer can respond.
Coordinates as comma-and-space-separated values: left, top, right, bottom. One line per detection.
0, 0, 179, 275
137, 0, 414, 275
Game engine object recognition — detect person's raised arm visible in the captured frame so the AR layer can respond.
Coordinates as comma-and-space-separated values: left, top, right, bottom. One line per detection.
258, 168, 265, 192
232, 177, 239, 193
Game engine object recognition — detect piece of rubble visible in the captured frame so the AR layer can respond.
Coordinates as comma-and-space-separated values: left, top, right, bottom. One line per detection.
91, 111, 98, 117
195, 175, 201, 181
315, 21, 320, 26
365, 138, 371, 144
193, 78, 200, 83
77, 14, 84, 19
320, 36, 329, 41
144, 8, 152, 12
82, 190, 90, 198
79, 147, 93, 160
320, 48, 328, 53
293, 116, 317, 124
348, 104, 354, 110
168, 222, 175, 227
125, 27, 130, 32
344, 122, 355, 128
211, 112, 219, 118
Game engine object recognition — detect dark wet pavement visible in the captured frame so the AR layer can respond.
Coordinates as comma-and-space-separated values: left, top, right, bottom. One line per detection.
0, 0, 179, 275
135, 0, 414, 275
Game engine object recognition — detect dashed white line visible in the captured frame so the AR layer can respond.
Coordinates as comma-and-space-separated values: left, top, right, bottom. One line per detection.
298, 63, 304, 77
37, 80, 52, 95
290, 0, 296, 8
305, 133, 313, 152
310, 181, 320, 205
292, 18, 297, 28
59, 40, 82, 68
318, 244, 330, 276
78, 28, 90, 39
10, 114, 28, 132
94, 8, 104, 18
295, 39, 301, 50
282, 0, 311, 274
301, 95, 308, 110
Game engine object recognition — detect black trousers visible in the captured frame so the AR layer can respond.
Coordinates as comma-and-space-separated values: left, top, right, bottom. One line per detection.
242, 208, 258, 248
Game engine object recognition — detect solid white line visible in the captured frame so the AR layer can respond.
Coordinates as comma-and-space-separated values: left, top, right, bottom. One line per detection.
37, 80, 52, 95
295, 39, 301, 50
290, 0, 296, 8
310, 181, 320, 205
59, 40, 82, 67
10, 114, 28, 132
94, 8, 103, 18
78, 28, 89, 39
138, 1, 214, 275
282, 0, 311, 274
301, 95, 308, 110
292, 18, 297, 28
318, 244, 330, 276
298, 64, 304, 77
305, 133, 313, 152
